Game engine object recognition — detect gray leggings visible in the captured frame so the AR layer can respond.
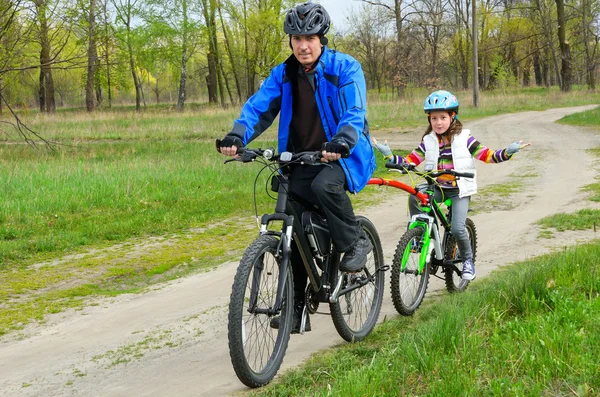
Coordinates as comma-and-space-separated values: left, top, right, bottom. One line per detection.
408, 187, 473, 262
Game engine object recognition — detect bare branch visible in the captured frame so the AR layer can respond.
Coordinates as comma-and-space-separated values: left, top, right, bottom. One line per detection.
0, 91, 56, 151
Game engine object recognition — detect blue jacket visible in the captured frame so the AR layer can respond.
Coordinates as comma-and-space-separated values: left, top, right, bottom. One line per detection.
227, 47, 376, 193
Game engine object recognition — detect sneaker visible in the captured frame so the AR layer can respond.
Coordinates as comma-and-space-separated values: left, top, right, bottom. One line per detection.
270, 303, 311, 334
462, 259, 476, 281
340, 234, 373, 273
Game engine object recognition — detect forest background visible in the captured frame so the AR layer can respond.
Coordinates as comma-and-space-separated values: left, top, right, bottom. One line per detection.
0, 0, 598, 115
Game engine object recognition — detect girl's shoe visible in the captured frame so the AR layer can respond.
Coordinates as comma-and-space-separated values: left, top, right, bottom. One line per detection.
462, 259, 476, 281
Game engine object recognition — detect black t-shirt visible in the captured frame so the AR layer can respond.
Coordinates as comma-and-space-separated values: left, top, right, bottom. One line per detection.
289, 68, 327, 152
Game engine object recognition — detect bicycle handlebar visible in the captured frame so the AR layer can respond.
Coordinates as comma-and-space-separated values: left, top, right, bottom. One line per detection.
384, 162, 474, 179
224, 148, 324, 166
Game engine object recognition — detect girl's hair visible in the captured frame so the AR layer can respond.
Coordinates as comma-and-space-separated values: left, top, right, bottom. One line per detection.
421, 112, 463, 141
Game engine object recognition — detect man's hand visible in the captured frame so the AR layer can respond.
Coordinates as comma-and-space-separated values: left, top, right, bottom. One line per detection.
321, 141, 350, 162
216, 136, 244, 156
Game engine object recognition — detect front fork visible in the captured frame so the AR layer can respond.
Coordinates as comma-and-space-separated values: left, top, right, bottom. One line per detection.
406, 215, 441, 274
248, 214, 294, 315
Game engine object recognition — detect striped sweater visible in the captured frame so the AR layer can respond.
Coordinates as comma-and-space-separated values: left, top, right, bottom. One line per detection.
392, 134, 511, 188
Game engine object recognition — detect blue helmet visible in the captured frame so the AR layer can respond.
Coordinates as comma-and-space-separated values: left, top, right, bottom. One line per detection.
424, 90, 459, 115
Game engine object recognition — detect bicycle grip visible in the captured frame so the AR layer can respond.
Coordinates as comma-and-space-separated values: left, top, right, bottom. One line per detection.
385, 162, 412, 173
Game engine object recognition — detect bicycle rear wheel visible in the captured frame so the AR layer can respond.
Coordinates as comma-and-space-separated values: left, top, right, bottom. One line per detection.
329, 216, 385, 342
444, 217, 478, 293
228, 235, 294, 388
390, 227, 430, 316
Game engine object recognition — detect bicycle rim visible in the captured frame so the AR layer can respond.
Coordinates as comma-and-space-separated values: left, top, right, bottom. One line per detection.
329, 216, 385, 342
227, 235, 294, 387
390, 227, 430, 316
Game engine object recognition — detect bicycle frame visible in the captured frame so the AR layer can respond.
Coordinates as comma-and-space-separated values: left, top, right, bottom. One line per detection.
247, 172, 324, 316
367, 176, 461, 275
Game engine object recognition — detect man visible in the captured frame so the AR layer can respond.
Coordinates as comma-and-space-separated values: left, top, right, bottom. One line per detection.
217, 2, 376, 333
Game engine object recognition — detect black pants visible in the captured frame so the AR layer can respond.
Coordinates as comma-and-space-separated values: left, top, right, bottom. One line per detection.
288, 162, 360, 300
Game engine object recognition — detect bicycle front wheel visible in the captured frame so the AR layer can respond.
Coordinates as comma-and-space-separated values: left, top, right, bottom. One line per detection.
329, 216, 385, 342
444, 217, 478, 293
390, 227, 430, 316
227, 235, 294, 388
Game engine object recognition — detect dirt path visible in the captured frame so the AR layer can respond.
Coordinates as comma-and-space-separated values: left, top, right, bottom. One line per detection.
1, 106, 599, 397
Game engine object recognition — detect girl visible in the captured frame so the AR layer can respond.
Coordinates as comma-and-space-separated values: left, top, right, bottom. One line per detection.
372, 90, 529, 280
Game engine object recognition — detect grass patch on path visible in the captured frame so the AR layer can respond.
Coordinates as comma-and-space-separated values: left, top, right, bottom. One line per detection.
537, 147, 600, 236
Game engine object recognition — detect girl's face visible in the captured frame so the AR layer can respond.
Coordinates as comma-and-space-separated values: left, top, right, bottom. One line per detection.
428, 110, 453, 135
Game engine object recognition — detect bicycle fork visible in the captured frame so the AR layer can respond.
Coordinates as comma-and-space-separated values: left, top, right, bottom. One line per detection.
406, 214, 442, 274
248, 214, 294, 316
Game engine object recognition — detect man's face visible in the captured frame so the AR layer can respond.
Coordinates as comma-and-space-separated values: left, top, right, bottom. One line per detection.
291, 34, 322, 68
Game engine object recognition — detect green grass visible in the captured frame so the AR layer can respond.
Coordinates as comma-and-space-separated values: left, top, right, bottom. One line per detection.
250, 242, 600, 396
0, 88, 599, 336
537, 209, 600, 232
0, 139, 281, 267
558, 105, 600, 126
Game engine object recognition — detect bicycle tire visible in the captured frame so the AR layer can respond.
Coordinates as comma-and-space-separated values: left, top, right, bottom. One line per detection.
444, 217, 478, 293
390, 227, 430, 316
329, 216, 385, 342
227, 235, 294, 388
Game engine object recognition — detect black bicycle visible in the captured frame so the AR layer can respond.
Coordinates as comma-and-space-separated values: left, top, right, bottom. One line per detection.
368, 162, 478, 316
225, 148, 385, 388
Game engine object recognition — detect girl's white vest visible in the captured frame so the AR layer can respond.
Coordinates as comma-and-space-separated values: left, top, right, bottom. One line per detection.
423, 129, 477, 198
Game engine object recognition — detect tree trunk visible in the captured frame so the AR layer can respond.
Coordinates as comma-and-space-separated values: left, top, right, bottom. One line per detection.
103, 0, 112, 108
39, 53, 45, 112
177, 48, 187, 111
218, 3, 241, 104
202, 0, 219, 104
126, 28, 141, 111
218, 56, 234, 105
36, 0, 55, 113
472, 0, 478, 107
555, 0, 572, 92
534, 0, 562, 88
581, 0, 597, 90
176, 0, 188, 111
243, 0, 254, 99
86, 0, 97, 112
95, 56, 103, 106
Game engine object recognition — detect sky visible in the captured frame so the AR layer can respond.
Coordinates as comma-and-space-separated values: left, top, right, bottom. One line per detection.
314, 0, 361, 32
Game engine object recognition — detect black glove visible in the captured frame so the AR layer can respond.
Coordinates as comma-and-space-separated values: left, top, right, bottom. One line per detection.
215, 135, 244, 153
321, 141, 350, 158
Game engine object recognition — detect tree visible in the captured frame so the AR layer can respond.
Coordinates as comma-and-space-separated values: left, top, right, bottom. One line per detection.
577, 0, 600, 89
0, 0, 25, 114
33, 0, 56, 113
200, 0, 220, 104
112, 0, 143, 111
346, 4, 394, 91
86, 0, 97, 111
555, 0, 573, 91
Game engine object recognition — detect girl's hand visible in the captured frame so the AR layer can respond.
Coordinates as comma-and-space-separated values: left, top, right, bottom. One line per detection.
371, 137, 393, 158
506, 140, 531, 155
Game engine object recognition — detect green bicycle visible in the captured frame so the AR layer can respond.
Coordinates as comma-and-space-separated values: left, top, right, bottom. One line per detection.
368, 163, 478, 316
